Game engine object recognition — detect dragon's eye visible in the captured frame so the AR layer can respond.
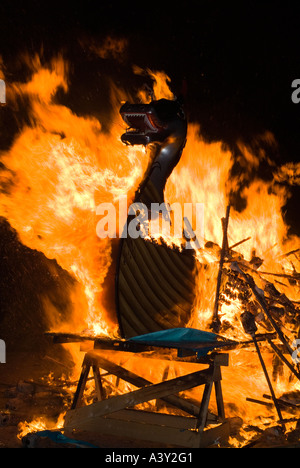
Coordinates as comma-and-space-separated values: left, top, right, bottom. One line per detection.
146, 113, 164, 130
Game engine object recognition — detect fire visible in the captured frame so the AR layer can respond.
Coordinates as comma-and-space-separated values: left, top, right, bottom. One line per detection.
17, 418, 49, 440
1, 49, 300, 445
17, 413, 65, 440
1, 53, 149, 337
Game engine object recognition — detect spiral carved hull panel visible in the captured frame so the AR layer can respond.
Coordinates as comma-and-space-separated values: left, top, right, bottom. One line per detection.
116, 181, 196, 339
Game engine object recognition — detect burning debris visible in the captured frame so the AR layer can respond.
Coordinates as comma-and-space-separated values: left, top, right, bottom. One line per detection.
0, 375, 70, 447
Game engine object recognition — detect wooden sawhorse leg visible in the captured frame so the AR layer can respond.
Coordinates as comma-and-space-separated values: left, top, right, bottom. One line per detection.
66, 352, 229, 448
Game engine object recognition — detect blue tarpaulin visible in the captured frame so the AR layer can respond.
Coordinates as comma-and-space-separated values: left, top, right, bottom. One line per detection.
23, 430, 99, 448
129, 328, 218, 357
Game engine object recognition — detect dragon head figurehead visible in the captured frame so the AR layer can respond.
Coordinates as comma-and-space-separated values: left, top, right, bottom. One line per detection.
116, 98, 195, 339
119, 98, 187, 146
120, 98, 187, 199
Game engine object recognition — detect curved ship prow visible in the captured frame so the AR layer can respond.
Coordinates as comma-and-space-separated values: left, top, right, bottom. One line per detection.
116, 98, 196, 339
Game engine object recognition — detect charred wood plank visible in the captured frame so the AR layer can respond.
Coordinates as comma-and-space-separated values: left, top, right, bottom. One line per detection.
64, 367, 217, 428
212, 205, 231, 333
73, 351, 222, 418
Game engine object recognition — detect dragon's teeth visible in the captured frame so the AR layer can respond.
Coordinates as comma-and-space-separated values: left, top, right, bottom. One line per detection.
127, 113, 145, 118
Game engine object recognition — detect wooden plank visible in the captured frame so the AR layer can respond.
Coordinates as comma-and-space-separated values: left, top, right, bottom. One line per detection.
89, 352, 149, 387
46, 330, 273, 359
84, 352, 207, 417
199, 421, 230, 448
105, 409, 198, 430
214, 367, 225, 419
67, 406, 198, 447
88, 349, 229, 367
212, 205, 230, 333
64, 412, 230, 448
71, 362, 90, 410
64, 367, 215, 429
197, 381, 214, 431
92, 365, 105, 401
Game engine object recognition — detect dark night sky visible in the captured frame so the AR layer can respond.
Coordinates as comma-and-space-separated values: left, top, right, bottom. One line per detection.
0, 2, 300, 140
0, 1, 299, 221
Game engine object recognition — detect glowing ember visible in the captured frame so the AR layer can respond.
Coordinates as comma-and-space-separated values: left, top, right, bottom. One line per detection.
17, 413, 65, 440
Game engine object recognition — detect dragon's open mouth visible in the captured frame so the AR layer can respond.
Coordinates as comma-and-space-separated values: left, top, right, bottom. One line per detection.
120, 102, 166, 145
122, 112, 159, 133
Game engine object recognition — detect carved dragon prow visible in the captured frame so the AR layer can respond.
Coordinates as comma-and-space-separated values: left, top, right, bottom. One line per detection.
116, 98, 196, 339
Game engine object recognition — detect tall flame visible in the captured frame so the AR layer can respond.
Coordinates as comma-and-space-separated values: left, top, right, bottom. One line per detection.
1, 50, 300, 446
1, 54, 148, 336
1, 53, 299, 341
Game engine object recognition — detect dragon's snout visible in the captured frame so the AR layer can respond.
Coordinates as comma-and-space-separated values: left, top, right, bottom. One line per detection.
120, 102, 165, 145
120, 99, 185, 146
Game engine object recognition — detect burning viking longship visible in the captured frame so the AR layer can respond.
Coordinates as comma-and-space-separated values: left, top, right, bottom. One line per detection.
116, 98, 197, 339
6, 63, 300, 447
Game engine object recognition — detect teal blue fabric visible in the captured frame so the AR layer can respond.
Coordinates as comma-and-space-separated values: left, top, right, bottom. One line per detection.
129, 328, 217, 356
29, 430, 98, 448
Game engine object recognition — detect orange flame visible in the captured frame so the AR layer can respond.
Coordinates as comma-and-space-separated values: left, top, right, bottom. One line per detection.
1, 51, 300, 443
1, 53, 299, 336
2, 52, 299, 327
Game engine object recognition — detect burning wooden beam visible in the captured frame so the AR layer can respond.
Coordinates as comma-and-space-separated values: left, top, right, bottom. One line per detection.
45, 330, 277, 355
211, 205, 231, 333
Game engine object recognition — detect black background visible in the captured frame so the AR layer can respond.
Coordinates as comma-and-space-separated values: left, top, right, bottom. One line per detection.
0, 1, 299, 212
0, 1, 299, 148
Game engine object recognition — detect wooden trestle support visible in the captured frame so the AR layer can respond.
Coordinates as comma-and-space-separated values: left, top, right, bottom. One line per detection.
63, 345, 230, 448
